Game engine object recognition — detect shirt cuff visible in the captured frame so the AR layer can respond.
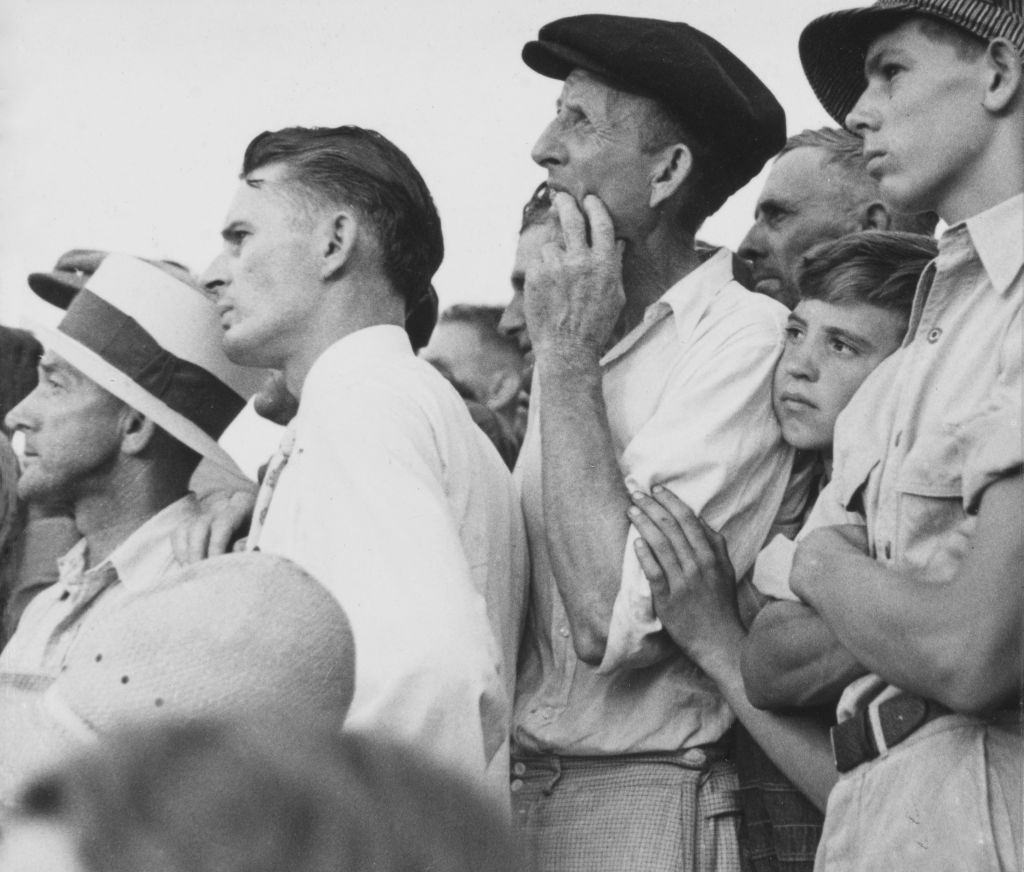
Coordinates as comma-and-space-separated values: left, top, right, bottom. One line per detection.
751, 535, 800, 602
961, 411, 1023, 512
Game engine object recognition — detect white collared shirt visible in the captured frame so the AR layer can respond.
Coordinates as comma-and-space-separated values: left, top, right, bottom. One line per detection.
255, 325, 528, 806
513, 248, 792, 756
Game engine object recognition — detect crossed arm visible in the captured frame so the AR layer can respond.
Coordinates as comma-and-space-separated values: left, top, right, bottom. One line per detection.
788, 473, 1024, 714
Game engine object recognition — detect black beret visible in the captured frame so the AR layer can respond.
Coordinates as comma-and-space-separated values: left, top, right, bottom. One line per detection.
523, 14, 787, 201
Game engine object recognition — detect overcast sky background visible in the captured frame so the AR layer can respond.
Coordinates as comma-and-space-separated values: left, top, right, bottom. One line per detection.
0, 0, 855, 328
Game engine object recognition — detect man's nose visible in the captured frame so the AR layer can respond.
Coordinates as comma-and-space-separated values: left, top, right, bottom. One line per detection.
200, 253, 229, 301
5, 390, 37, 435
737, 220, 766, 262
499, 293, 529, 349
845, 89, 878, 136
531, 119, 567, 169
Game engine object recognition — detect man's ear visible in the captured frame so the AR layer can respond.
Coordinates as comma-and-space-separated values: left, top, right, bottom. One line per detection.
649, 143, 694, 210
982, 38, 1023, 113
484, 369, 523, 413
119, 409, 158, 457
861, 201, 892, 231
320, 209, 360, 282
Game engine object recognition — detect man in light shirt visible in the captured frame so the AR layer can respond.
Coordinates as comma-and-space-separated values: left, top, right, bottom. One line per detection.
502, 15, 793, 871
746, 1, 1024, 868
200, 125, 527, 807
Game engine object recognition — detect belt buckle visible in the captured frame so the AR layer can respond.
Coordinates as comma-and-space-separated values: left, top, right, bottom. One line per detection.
830, 704, 878, 774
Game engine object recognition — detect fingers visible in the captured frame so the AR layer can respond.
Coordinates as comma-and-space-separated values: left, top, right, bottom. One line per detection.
580, 195, 617, 256
647, 487, 719, 573
552, 191, 588, 253
171, 490, 255, 565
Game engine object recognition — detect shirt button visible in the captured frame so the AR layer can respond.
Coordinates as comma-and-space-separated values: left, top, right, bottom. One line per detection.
510, 779, 524, 792
927, 328, 942, 343
558, 626, 570, 638
513, 762, 526, 776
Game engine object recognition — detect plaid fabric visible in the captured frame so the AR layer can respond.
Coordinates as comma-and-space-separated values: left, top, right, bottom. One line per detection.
511, 750, 742, 872
799, 0, 1024, 124
734, 725, 824, 872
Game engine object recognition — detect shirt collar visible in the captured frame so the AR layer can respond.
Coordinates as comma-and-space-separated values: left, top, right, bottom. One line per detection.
58, 495, 197, 593
303, 324, 412, 393
601, 247, 737, 367
962, 193, 1023, 296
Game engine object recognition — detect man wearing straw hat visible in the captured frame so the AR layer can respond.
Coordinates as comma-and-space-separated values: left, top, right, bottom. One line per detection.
0, 253, 270, 791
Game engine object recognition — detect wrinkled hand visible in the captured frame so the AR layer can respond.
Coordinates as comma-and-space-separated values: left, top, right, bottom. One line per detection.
253, 371, 299, 426
524, 192, 625, 359
172, 488, 256, 565
628, 487, 744, 663
790, 524, 869, 603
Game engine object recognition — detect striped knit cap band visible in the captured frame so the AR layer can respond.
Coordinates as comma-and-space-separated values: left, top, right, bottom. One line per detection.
800, 0, 1024, 125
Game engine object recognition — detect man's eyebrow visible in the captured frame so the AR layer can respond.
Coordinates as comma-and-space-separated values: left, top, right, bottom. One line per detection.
824, 325, 876, 350
245, 177, 266, 189
786, 312, 807, 328
864, 45, 897, 76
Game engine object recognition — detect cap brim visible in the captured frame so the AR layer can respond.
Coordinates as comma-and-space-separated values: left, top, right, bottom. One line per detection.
522, 39, 615, 82
26, 271, 88, 309
799, 4, 915, 125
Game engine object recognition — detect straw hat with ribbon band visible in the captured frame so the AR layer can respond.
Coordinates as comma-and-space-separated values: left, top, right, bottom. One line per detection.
0, 552, 357, 802
800, 0, 1024, 126
27, 253, 266, 478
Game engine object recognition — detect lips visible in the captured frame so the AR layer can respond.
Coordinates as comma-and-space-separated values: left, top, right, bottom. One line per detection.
778, 391, 817, 411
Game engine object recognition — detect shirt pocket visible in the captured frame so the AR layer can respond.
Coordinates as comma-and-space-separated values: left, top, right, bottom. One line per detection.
893, 426, 972, 580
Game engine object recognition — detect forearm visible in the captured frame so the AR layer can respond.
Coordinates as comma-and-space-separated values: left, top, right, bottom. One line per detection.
699, 630, 837, 811
797, 476, 1024, 712
799, 553, 1020, 711
537, 343, 631, 663
741, 601, 867, 710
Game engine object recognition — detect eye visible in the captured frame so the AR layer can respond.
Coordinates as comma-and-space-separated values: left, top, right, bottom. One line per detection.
881, 63, 903, 82
784, 324, 804, 343
828, 337, 857, 355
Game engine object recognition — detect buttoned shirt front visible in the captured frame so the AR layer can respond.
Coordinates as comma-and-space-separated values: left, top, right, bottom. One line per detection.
253, 325, 528, 804
0, 496, 198, 680
513, 248, 792, 756
800, 194, 1024, 715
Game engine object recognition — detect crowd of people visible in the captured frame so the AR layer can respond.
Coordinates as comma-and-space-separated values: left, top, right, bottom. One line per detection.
0, 1, 1020, 870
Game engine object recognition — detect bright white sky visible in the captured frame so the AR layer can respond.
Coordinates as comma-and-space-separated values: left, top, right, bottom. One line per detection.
0, 0, 855, 328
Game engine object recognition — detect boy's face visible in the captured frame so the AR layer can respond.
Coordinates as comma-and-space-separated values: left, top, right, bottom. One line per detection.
772, 298, 906, 451
845, 18, 990, 219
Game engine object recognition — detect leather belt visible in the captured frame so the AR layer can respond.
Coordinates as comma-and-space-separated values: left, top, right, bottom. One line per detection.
830, 691, 951, 774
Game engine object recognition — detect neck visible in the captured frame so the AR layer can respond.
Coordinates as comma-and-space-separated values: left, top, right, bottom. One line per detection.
938, 123, 1024, 224
617, 220, 701, 337
73, 468, 186, 569
283, 275, 405, 398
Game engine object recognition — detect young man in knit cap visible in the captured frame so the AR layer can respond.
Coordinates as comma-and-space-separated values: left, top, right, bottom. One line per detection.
200, 126, 527, 807
745, 2, 1023, 869
0, 254, 267, 794
506, 14, 792, 870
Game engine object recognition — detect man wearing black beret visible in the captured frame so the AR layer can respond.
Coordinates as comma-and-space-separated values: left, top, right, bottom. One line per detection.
504, 14, 794, 871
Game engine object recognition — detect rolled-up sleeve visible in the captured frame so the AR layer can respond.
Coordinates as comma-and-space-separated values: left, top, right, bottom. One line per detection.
600, 321, 792, 673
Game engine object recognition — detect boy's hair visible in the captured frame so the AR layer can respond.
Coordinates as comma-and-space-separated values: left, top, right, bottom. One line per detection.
796, 230, 938, 317
242, 126, 444, 313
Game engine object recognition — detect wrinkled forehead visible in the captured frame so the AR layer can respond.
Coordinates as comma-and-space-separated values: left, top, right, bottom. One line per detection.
560, 68, 658, 126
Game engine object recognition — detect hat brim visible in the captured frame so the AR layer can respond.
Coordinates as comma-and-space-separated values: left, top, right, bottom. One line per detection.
522, 39, 616, 83
799, 4, 918, 125
32, 322, 246, 480
27, 271, 88, 309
